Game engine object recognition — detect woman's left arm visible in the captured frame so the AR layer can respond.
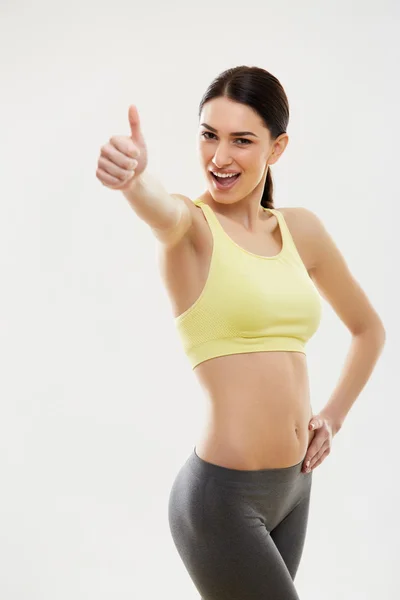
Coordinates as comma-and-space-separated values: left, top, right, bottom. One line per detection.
294, 208, 386, 472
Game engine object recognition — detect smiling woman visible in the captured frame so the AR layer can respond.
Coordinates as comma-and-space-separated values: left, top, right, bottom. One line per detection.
96, 63, 386, 600
165, 65, 385, 600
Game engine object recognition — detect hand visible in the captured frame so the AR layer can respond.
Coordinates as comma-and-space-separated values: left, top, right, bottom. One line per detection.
96, 104, 148, 191
302, 413, 340, 474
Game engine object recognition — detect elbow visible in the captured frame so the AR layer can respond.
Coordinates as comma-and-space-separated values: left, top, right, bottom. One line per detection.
379, 324, 387, 346
373, 316, 386, 344
356, 319, 386, 346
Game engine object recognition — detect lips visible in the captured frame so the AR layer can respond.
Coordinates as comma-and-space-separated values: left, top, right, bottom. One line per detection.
209, 170, 240, 175
209, 171, 241, 190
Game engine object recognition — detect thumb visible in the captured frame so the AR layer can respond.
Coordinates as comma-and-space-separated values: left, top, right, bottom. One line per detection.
309, 416, 321, 430
128, 104, 142, 140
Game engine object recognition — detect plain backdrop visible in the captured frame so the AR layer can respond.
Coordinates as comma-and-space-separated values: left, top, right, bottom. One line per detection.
1, 0, 399, 598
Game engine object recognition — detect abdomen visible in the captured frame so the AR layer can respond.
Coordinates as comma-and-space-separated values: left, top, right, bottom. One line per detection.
194, 351, 315, 470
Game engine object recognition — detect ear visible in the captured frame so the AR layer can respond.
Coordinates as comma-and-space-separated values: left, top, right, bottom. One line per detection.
268, 133, 289, 166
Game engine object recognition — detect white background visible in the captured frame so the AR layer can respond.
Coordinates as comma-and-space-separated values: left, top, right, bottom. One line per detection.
1, 0, 398, 598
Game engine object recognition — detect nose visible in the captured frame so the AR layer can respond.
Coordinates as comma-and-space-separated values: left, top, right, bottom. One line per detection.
212, 142, 233, 169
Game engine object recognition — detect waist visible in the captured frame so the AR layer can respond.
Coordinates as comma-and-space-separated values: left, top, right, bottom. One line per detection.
197, 416, 315, 470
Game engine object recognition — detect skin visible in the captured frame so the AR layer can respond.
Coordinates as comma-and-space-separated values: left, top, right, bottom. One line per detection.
156, 96, 385, 473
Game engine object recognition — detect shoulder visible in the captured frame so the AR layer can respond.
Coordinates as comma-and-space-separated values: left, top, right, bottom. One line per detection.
170, 193, 199, 213
276, 206, 330, 271
170, 193, 205, 225
277, 206, 324, 234
167, 193, 206, 250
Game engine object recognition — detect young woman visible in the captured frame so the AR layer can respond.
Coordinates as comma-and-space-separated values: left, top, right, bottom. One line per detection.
96, 66, 386, 600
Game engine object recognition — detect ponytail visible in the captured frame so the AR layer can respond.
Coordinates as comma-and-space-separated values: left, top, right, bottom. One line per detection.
260, 166, 274, 209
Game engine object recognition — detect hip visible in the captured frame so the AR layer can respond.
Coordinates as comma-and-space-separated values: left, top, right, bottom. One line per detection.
168, 446, 313, 540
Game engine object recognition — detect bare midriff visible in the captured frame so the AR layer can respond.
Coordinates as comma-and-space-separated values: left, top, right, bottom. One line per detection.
193, 350, 315, 470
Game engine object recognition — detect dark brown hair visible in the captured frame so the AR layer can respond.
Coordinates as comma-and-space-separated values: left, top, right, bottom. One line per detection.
198, 66, 289, 209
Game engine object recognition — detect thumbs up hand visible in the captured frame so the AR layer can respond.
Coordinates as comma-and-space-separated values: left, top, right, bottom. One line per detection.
96, 105, 148, 191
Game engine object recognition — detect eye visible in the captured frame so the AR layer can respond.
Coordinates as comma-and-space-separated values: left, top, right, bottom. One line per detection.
201, 131, 216, 141
200, 132, 252, 145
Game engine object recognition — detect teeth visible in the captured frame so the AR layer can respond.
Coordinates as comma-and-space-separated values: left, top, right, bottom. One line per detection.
212, 172, 239, 178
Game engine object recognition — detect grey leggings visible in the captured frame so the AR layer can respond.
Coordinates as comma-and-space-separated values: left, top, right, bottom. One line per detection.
168, 446, 313, 600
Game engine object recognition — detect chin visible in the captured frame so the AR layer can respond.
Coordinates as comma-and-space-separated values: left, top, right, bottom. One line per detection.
209, 193, 243, 206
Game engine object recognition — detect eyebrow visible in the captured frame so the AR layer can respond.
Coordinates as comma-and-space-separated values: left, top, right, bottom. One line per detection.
200, 123, 259, 138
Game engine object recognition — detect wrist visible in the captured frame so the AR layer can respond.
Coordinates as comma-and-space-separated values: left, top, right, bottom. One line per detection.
320, 410, 343, 436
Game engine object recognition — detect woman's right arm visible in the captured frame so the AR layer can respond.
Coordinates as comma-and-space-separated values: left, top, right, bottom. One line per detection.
96, 104, 195, 247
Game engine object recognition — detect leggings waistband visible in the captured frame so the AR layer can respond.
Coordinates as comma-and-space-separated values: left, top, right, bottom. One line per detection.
189, 446, 306, 484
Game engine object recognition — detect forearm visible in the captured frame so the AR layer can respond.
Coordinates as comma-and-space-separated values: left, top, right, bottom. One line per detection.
122, 170, 182, 231
320, 325, 386, 433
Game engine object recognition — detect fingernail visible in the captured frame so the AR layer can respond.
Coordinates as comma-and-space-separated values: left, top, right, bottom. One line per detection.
306, 460, 310, 467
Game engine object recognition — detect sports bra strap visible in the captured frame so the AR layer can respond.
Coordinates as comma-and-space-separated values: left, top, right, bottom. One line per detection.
195, 199, 303, 262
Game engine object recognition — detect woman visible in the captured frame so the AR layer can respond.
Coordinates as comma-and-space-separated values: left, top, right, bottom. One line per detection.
96, 66, 386, 600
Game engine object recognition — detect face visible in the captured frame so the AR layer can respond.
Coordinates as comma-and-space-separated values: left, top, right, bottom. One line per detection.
197, 96, 288, 206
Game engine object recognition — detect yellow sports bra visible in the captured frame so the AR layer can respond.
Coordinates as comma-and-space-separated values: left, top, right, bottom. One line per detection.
175, 199, 322, 369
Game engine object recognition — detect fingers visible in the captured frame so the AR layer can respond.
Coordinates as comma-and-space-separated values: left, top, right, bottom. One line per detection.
303, 440, 330, 472
309, 446, 330, 470
103, 138, 140, 164
96, 166, 134, 189
96, 139, 139, 189
98, 151, 137, 181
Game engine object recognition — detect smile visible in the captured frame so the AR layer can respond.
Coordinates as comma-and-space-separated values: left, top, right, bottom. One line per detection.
210, 171, 241, 190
